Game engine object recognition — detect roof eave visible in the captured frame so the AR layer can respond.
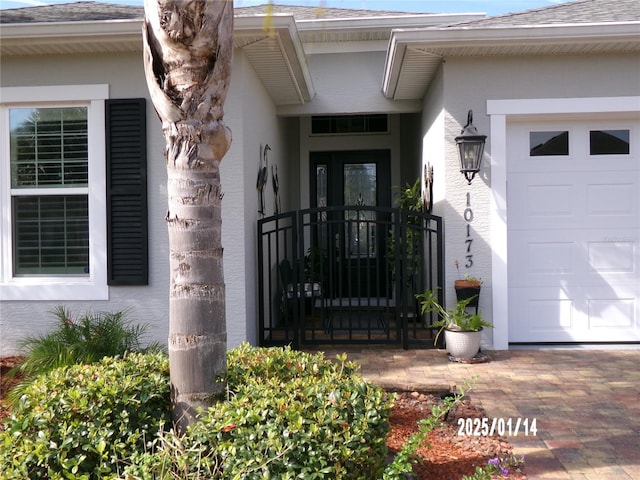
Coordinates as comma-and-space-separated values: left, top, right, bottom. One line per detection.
1, 15, 315, 107
234, 15, 315, 105
295, 13, 485, 31
383, 22, 640, 100
0, 19, 142, 55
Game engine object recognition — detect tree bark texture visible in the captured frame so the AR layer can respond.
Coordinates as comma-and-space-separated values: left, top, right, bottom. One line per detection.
142, 0, 233, 432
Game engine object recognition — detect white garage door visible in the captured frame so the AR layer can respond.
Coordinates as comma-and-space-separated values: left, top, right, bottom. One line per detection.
507, 118, 640, 343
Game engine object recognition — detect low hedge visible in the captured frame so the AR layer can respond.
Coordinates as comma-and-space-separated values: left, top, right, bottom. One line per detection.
0, 352, 170, 479
0, 344, 393, 480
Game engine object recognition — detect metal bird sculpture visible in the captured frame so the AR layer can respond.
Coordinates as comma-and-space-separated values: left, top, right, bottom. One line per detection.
257, 144, 270, 215
271, 163, 280, 215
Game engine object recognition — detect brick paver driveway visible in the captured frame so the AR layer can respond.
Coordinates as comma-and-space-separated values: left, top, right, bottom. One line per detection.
317, 348, 640, 480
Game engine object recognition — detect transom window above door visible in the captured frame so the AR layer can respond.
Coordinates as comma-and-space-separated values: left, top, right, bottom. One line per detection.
311, 114, 388, 135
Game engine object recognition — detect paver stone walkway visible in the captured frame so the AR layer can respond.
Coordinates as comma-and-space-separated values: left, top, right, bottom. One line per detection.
314, 348, 640, 480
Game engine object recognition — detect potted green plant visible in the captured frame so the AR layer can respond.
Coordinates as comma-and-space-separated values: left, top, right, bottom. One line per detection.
417, 289, 492, 359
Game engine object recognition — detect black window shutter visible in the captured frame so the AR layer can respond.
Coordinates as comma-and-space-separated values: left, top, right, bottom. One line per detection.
106, 98, 149, 285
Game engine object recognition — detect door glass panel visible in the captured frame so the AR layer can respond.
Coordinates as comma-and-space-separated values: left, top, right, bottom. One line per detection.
344, 163, 376, 258
315, 165, 329, 252
530, 131, 569, 156
316, 165, 328, 209
590, 130, 630, 155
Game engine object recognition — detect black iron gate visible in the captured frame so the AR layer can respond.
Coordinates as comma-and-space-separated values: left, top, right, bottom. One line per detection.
257, 206, 444, 349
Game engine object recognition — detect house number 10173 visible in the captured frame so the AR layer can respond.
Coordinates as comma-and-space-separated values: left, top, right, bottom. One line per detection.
464, 192, 473, 268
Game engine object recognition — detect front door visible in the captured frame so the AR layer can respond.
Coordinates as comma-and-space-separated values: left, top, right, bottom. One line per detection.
311, 150, 391, 298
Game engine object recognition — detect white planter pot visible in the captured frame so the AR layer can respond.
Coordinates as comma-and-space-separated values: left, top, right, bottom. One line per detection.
444, 329, 483, 359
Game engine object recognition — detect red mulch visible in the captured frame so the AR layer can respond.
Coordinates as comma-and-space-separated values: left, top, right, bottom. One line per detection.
388, 391, 526, 479
1, 357, 525, 479
0, 356, 23, 426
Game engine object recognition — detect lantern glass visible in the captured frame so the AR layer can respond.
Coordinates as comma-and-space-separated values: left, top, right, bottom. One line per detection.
455, 110, 486, 184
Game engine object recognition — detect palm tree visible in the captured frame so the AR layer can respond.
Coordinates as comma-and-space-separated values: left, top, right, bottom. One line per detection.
142, 0, 233, 432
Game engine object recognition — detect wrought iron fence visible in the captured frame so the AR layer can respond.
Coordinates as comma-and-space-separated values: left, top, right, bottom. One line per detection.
257, 206, 444, 349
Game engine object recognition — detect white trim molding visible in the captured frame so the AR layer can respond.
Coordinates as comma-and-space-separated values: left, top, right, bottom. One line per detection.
0, 84, 110, 301
487, 96, 640, 350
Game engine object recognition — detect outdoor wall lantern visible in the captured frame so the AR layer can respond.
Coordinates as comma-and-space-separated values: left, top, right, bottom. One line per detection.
455, 110, 487, 185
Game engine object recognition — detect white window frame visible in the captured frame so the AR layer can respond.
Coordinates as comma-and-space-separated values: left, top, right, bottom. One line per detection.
0, 85, 109, 301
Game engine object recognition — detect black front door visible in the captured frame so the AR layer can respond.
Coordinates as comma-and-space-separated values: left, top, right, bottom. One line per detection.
310, 150, 391, 298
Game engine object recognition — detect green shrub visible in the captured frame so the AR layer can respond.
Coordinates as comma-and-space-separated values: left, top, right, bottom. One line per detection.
8, 306, 164, 403
0, 353, 170, 480
124, 344, 393, 480
1, 344, 393, 480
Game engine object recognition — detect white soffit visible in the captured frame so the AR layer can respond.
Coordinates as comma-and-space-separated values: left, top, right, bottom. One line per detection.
0, 20, 142, 56
234, 16, 315, 105
0, 15, 315, 106
384, 22, 640, 101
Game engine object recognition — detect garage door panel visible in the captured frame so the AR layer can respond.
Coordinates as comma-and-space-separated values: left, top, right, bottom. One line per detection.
587, 297, 636, 329
509, 286, 640, 343
587, 240, 637, 275
509, 171, 639, 230
587, 182, 636, 217
507, 122, 636, 174
509, 287, 578, 342
509, 157, 634, 174
509, 229, 639, 287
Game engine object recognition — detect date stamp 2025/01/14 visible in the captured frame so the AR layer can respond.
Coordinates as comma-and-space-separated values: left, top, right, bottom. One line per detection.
457, 417, 538, 437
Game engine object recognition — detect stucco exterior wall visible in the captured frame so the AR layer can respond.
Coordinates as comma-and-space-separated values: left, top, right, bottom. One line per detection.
223, 52, 288, 347
280, 51, 420, 117
0, 47, 288, 354
433, 52, 640, 348
0, 52, 170, 354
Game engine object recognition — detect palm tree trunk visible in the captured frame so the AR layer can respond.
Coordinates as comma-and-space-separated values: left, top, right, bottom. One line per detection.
142, 0, 233, 432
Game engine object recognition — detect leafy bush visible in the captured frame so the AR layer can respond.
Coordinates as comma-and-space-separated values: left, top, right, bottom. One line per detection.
0, 353, 170, 480
1, 344, 393, 480
8, 306, 164, 403
124, 344, 393, 480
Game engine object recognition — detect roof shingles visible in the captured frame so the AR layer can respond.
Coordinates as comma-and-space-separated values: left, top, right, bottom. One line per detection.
0, 1, 143, 23
1, 0, 636, 26
450, 0, 639, 27
0, 1, 425, 24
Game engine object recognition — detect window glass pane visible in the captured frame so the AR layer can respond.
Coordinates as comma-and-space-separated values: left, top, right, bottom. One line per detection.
530, 131, 569, 156
10, 107, 88, 188
590, 130, 630, 155
13, 195, 89, 275
368, 115, 388, 132
311, 117, 332, 134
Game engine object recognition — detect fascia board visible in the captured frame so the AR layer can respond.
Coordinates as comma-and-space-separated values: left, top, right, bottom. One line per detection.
0, 19, 142, 41
277, 16, 316, 102
304, 40, 390, 54
389, 22, 640, 50
0, 19, 142, 55
295, 13, 485, 32
382, 34, 407, 99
